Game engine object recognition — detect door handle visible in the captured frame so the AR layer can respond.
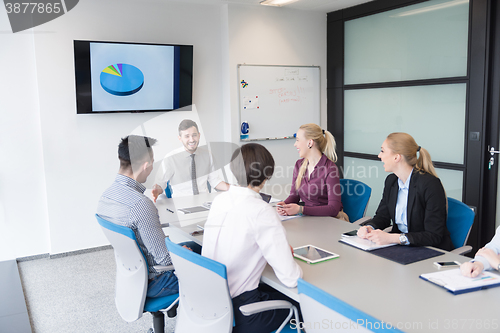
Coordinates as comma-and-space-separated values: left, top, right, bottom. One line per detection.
488, 146, 500, 169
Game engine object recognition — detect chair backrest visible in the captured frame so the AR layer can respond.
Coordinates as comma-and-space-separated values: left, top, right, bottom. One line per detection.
297, 279, 402, 332
339, 179, 372, 222
95, 214, 148, 322
165, 238, 233, 333
446, 197, 475, 249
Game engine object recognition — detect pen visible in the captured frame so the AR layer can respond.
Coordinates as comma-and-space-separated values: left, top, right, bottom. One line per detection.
196, 225, 204, 230
166, 208, 174, 213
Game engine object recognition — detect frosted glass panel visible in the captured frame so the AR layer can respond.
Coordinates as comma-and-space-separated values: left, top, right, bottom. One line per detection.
343, 158, 385, 218
344, 157, 463, 217
344, 83, 466, 164
438, 168, 463, 201
345, 0, 469, 85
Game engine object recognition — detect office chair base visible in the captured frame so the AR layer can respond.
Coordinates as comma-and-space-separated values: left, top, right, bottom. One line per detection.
152, 311, 165, 333
166, 302, 178, 318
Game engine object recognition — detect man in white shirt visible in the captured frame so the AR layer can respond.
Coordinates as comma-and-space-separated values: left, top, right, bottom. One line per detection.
152, 119, 229, 200
202, 143, 302, 333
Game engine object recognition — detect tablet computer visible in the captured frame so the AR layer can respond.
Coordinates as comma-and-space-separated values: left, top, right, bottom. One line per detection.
177, 206, 209, 214
293, 245, 339, 264
259, 192, 272, 203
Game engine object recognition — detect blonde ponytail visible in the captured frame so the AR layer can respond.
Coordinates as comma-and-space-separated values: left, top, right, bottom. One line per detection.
323, 130, 337, 163
295, 124, 338, 190
416, 147, 438, 178
386, 132, 438, 178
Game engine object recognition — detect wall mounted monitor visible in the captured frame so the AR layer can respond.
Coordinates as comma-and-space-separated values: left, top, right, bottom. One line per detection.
74, 40, 193, 114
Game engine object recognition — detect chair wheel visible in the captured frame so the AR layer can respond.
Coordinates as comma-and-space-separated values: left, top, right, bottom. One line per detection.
147, 327, 154, 333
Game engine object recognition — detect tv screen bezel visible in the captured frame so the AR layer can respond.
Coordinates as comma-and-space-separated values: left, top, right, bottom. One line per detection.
74, 40, 193, 114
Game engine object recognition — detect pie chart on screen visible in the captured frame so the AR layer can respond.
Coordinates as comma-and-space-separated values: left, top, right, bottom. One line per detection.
100, 63, 144, 96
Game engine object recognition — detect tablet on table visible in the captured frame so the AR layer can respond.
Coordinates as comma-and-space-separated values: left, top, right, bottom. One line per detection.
293, 245, 339, 264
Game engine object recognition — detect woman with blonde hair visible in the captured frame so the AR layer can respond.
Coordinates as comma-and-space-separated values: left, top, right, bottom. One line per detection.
357, 132, 453, 251
277, 123, 346, 219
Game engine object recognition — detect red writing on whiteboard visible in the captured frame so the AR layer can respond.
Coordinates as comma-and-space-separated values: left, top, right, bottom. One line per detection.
269, 86, 306, 105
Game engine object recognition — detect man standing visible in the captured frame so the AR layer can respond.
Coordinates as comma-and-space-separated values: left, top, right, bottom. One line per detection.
97, 135, 179, 298
152, 119, 229, 201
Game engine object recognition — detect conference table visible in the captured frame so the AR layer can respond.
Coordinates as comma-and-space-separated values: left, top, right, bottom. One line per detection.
155, 191, 500, 332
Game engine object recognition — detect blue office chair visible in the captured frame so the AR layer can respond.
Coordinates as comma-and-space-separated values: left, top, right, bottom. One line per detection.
96, 214, 179, 333
165, 238, 300, 333
339, 179, 372, 222
446, 197, 475, 255
297, 278, 402, 332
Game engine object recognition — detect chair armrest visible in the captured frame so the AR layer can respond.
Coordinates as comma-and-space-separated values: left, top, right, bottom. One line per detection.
239, 300, 292, 316
450, 245, 472, 256
153, 265, 175, 272
353, 216, 372, 226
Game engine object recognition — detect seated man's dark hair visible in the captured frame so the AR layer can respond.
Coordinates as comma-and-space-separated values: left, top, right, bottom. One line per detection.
178, 119, 199, 134
230, 143, 274, 187
118, 135, 157, 171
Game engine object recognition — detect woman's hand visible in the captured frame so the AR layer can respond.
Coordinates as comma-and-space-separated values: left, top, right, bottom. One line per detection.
277, 203, 300, 216
365, 229, 399, 245
476, 248, 500, 270
460, 261, 484, 278
357, 226, 373, 239
276, 201, 287, 215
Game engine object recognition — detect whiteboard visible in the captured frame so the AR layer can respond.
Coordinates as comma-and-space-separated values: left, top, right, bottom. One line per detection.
238, 65, 320, 141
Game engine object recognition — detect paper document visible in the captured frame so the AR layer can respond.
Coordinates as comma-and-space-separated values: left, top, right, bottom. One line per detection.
280, 215, 300, 222
269, 197, 281, 204
339, 235, 396, 251
420, 268, 500, 295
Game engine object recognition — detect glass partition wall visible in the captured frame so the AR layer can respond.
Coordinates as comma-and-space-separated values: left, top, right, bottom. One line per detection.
327, 0, 496, 249
342, 0, 469, 216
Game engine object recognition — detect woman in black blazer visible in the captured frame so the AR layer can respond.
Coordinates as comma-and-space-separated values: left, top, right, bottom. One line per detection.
357, 133, 453, 251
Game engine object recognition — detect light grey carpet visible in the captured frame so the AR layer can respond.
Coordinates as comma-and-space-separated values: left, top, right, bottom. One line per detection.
17, 249, 176, 333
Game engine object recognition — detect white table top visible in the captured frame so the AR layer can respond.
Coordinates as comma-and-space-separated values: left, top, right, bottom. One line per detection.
158, 193, 500, 333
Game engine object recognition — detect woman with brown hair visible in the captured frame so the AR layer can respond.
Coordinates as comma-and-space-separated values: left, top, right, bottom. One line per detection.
202, 143, 302, 333
357, 132, 453, 251
277, 123, 347, 220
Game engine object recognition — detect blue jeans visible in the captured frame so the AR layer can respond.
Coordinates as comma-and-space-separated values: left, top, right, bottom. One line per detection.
146, 241, 201, 298
147, 270, 178, 298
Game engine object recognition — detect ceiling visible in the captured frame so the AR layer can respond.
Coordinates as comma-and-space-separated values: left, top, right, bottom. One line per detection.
221, 0, 374, 12
159, 0, 374, 14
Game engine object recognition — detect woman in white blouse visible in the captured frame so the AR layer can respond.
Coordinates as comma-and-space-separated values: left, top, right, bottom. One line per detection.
202, 143, 302, 333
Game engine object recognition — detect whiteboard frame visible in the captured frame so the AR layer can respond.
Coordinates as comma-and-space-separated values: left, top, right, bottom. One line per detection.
237, 64, 321, 142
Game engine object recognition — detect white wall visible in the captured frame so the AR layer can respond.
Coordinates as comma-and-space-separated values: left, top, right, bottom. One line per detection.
31, 0, 225, 255
0, 11, 50, 260
226, 4, 327, 193
0, 1, 327, 257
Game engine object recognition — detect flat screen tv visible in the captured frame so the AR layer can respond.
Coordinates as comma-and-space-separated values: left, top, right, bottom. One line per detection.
74, 40, 193, 114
